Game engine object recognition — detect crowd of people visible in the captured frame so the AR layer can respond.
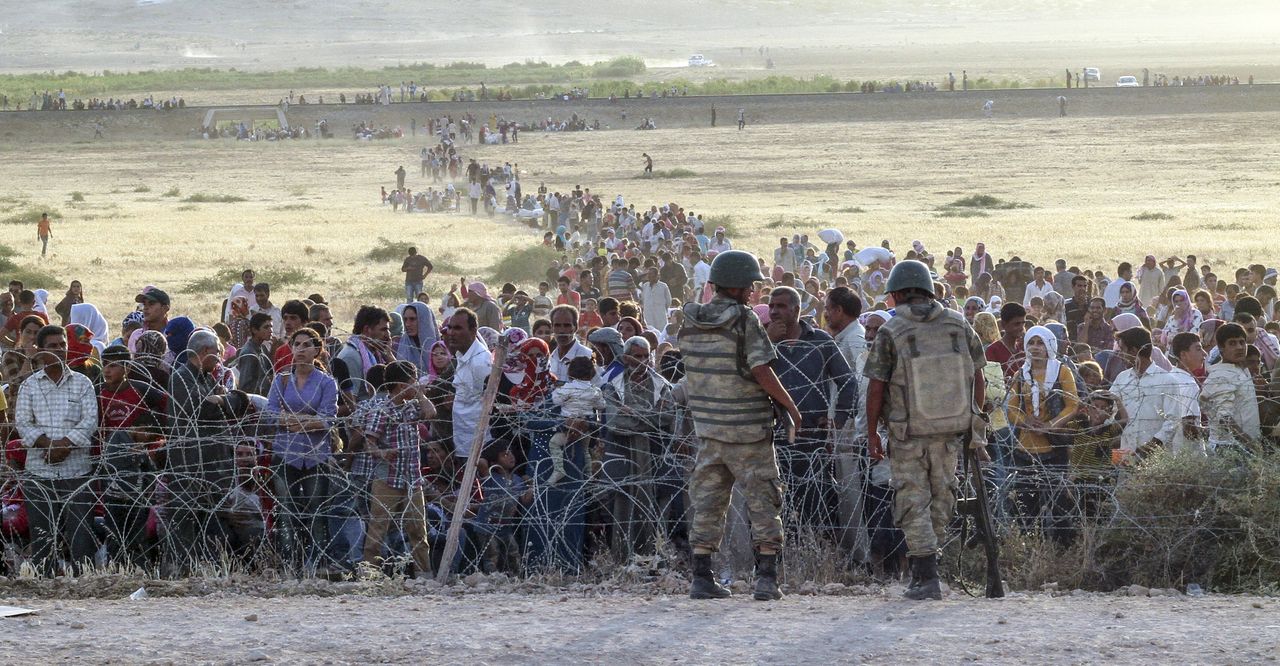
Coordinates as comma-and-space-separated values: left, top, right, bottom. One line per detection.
4, 92, 185, 112
3, 157, 1277, 583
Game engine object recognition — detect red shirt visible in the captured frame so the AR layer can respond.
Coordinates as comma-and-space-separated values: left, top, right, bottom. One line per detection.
4, 310, 48, 333
986, 338, 1024, 379
273, 343, 293, 373
556, 291, 581, 308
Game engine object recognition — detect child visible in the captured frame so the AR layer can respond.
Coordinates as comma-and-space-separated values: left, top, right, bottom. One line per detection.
579, 298, 603, 333
479, 444, 533, 574
532, 282, 553, 319
548, 356, 606, 484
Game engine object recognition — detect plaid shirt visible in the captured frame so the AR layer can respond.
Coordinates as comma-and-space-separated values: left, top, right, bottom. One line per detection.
365, 398, 425, 489
15, 367, 99, 479
349, 392, 389, 479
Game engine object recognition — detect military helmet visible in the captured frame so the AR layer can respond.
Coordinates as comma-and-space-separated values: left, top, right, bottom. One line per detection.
885, 259, 935, 295
709, 250, 764, 289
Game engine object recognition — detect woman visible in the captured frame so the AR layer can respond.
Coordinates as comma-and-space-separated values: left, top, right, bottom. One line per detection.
617, 316, 643, 341
265, 328, 339, 571
1192, 289, 1216, 320
2, 314, 44, 405
164, 316, 196, 366
422, 340, 456, 447
1108, 282, 1150, 329
1042, 291, 1066, 324
394, 301, 438, 372
1006, 325, 1081, 543
68, 302, 108, 354
972, 311, 1000, 347
130, 329, 171, 388
64, 323, 102, 384
963, 297, 987, 325
54, 281, 85, 325
1256, 285, 1278, 323
1161, 288, 1203, 346
236, 313, 275, 396
227, 296, 252, 349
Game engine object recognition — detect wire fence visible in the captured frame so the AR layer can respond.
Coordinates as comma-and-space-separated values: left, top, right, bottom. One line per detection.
3, 333, 1279, 593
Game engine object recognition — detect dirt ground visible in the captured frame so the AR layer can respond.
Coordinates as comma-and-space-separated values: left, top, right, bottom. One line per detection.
2, 587, 1277, 664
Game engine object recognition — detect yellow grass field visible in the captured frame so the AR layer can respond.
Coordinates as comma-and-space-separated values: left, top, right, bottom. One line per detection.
0, 109, 1276, 328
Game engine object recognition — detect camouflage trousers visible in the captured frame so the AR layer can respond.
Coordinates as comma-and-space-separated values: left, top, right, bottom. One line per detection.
888, 434, 961, 557
688, 436, 785, 553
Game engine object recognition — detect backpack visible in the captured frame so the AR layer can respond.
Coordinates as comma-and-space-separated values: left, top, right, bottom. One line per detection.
885, 313, 975, 437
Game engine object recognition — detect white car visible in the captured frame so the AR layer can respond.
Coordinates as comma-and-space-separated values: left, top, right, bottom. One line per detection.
688, 54, 714, 67
1116, 75, 1139, 87
1084, 67, 1101, 82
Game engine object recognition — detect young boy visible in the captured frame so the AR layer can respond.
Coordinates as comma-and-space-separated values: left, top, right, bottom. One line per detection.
479, 443, 533, 574
532, 282, 553, 319
548, 356, 605, 483
579, 298, 603, 333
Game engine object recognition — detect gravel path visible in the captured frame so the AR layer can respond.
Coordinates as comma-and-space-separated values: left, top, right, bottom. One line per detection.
2, 588, 1277, 664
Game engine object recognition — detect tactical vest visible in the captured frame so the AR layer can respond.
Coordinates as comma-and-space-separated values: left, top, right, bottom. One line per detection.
880, 307, 975, 438
679, 309, 775, 442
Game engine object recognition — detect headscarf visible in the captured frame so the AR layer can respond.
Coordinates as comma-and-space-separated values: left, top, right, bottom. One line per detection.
1199, 318, 1223, 348
388, 310, 404, 338
394, 302, 439, 370
33, 289, 48, 314
122, 310, 145, 332
859, 310, 893, 327
753, 303, 771, 326
987, 295, 1003, 314
425, 340, 453, 381
1111, 313, 1173, 371
587, 325, 624, 362
64, 324, 95, 369
134, 330, 169, 369
477, 326, 500, 351
555, 225, 569, 246
468, 282, 494, 303
69, 303, 109, 354
1022, 325, 1061, 415
1043, 291, 1066, 322
964, 296, 986, 312
164, 316, 196, 364
229, 296, 250, 319
506, 337, 555, 404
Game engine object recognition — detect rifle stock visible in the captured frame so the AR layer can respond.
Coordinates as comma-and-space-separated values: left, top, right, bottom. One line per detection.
963, 441, 1005, 599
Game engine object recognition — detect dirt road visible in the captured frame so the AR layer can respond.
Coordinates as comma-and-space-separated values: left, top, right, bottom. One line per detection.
2, 588, 1276, 664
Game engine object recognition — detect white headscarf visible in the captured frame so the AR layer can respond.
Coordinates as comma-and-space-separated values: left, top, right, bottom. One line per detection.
33, 289, 49, 314
1022, 325, 1061, 415
1111, 313, 1173, 371
69, 303, 110, 354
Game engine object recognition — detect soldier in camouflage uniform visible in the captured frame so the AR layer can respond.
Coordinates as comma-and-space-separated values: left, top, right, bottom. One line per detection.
863, 260, 988, 600
680, 250, 803, 601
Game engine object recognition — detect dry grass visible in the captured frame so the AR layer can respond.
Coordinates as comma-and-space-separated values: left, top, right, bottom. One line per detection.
0, 111, 1276, 326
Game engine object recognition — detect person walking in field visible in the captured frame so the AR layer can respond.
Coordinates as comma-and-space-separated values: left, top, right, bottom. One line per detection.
394, 165, 407, 190
642, 152, 653, 176
737, 108, 745, 131
37, 213, 51, 257
1058, 96, 1067, 117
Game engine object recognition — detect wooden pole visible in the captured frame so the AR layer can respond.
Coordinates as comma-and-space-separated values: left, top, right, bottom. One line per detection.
436, 340, 507, 583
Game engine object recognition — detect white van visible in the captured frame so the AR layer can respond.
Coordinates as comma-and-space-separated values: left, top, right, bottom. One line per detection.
688, 54, 713, 67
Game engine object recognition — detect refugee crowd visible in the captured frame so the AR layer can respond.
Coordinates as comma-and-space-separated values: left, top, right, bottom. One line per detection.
3, 172, 1275, 580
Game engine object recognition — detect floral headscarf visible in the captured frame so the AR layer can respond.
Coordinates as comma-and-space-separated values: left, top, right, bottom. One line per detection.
64, 324, 95, 369
230, 296, 250, 319
134, 329, 169, 370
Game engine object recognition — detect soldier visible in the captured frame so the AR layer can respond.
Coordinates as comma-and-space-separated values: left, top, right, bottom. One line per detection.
680, 250, 802, 601
863, 260, 988, 600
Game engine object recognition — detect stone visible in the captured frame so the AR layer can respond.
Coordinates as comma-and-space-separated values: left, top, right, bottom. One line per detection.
244, 614, 259, 622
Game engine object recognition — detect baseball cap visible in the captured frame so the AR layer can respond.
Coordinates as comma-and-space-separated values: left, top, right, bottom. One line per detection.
135, 286, 171, 307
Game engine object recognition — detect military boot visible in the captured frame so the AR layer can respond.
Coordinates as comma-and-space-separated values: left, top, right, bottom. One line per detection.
752, 552, 784, 601
688, 554, 731, 600
903, 554, 942, 601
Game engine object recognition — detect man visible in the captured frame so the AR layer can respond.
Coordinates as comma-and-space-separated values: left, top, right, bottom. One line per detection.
1063, 275, 1090, 337
14, 325, 98, 575
1076, 297, 1114, 352
548, 305, 593, 380
601, 336, 675, 557
658, 251, 688, 302
826, 287, 866, 372
2, 289, 48, 347
1052, 259, 1075, 296
690, 252, 711, 304
824, 286, 869, 558
987, 302, 1026, 379
863, 260, 987, 601
641, 152, 653, 175
445, 308, 493, 461
555, 275, 581, 308
708, 229, 732, 255
395, 165, 406, 190
164, 329, 238, 574
1103, 262, 1134, 309
37, 212, 52, 257
1110, 328, 1194, 457
1201, 322, 1262, 451
333, 306, 392, 401
767, 286, 855, 537
607, 257, 637, 301
250, 283, 283, 337
597, 297, 621, 329
774, 237, 795, 273
272, 299, 311, 372
463, 279, 503, 331
681, 250, 801, 601
1135, 255, 1166, 306
1023, 267, 1055, 308
135, 286, 171, 333
577, 271, 602, 303
639, 267, 672, 332
401, 247, 434, 304
0, 279, 22, 319
1165, 332, 1207, 454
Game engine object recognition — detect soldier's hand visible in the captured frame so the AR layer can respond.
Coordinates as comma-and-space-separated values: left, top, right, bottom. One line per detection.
867, 432, 884, 461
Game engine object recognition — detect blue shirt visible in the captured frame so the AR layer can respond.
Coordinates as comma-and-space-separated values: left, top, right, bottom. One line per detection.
773, 321, 857, 429
266, 369, 338, 469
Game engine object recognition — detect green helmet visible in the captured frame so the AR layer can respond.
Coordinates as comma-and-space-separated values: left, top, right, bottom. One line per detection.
708, 250, 765, 289
885, 259, 935, 295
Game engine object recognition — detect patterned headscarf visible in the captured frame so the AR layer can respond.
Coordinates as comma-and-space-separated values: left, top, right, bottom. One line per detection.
64, 324, 95, 369
134, 330, 169, 369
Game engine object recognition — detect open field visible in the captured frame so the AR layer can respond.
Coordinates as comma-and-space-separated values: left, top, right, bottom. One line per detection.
4, 590, 1277, 664
0, 95, 1276, 326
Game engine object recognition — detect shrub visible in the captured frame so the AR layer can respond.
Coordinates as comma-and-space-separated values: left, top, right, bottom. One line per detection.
700, 214, 737, 237
1131, 211, 1175, 221
942, 194, 1033, 210
0, 206, 61, 226
271, 203, 314, 211
366, 237, 415, 262
181, 193, 246, 203
133, 185, 151, 193
161, 186, 181, 197
636, 168, 697, 180
938, 209, 990, 218
0, 244, 60, 288
489, 245, 560, 284
182, 266, 311, 294
69, 191, 85, 202
826, 206, 866, 214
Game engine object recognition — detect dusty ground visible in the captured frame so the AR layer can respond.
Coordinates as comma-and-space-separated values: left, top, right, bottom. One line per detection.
1, 588, 1277, 664
0, 103, 1276, 326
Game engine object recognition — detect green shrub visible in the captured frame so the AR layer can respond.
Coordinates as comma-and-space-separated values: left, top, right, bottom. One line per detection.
366, 237, 416, 262
181, 193, 246, 203
1131, 211, 1175, 221
182, 266, 311, 294
637, 168, 697, 180
0, 206, 61, 226
941, 194, 1033, 210
133, 185, 151, 193
161, 186, 180, 198
69, 191, 85, 202
488, 245, 560, 284
271, 203, 314, 211
938, 209, 990, 218
0, 244, 61, 288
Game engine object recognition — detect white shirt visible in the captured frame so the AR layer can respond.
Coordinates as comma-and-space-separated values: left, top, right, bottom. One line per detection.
549, 340, 593, 381
692, 261, 711, 294
15, 367, 98, 479
1023, 280, 1055, 307
451, 338, 493, 458
250, 304, 283, 338
1164, 367, 1205, 454
1112, 364, 1193, 453
639, 280, 672, 331
708, 238, 732, 254
1201, 362, 1261, 450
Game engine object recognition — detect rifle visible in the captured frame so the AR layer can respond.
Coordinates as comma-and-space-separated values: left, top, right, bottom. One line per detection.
961, 412, 1005, 599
